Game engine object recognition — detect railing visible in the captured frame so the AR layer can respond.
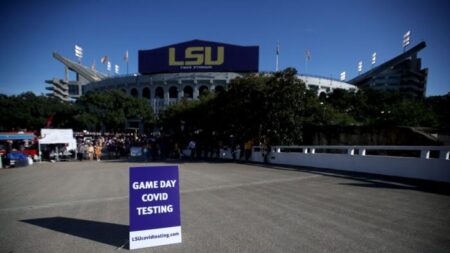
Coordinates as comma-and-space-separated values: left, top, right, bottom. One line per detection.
219, 145, 450, 183
271, 145, 450, 160
176, 145, 450, 182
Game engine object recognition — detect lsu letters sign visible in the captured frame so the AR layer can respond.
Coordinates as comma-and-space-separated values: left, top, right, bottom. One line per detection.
129, 166, 182, 250
139, 40, 259, 74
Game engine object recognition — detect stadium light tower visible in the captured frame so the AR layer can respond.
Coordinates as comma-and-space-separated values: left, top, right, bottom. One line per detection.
340, 71, 346, 81
75, 45, 83, 63
371, 52, 377, 66
115, 64, 119, 75
358, 61, 363, 74
403, 30, 411, 51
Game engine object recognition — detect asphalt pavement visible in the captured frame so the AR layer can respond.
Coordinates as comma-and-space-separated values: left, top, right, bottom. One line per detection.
0, 160, 449, 253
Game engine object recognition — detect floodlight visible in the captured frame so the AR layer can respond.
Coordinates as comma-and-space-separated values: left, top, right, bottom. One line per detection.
340, 71, 346, 81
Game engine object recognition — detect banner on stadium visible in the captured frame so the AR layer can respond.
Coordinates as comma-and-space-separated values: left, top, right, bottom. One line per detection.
139, 40, 259, 74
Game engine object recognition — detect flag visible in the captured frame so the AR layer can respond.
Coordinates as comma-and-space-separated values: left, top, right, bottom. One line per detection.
101, 56, 108, 64
45, 115, 53, 128
91, 60, 96, 70
305, 49, 311, 61
276, 41, 280, 55
124, 50, 129, 62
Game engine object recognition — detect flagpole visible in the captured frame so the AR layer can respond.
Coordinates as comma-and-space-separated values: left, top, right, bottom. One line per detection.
305, 52, 308, 74
125, 50, 129, 75
304, 49, 311, 74
276, 55, 279, 72
275, 41, 279, 72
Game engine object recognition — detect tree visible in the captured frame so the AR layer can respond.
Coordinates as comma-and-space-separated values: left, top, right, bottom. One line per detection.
262, 68, 310, 144
426, 94, 450, 130
75, 90, 155, 132
218, 73, 269, 142
324, 88, 438, 128
0, 92, 73, 131
161, 68, 320, 145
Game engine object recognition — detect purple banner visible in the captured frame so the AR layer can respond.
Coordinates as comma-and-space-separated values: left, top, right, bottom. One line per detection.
139, 40, 259, 74
129, 166, 181, 249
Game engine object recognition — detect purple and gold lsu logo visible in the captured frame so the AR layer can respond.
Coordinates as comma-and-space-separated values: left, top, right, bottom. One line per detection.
138, 40, 259, 74
168, 46, 224, 66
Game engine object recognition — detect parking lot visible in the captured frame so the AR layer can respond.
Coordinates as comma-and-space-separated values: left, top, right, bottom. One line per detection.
0, 160, 449, 253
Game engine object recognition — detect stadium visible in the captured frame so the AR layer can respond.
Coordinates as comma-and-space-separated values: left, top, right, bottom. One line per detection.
46, 40, 427, 114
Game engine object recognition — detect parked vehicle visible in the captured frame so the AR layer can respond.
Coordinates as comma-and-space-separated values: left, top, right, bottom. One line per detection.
0, 132, 38, 167
2, 151, 29, 168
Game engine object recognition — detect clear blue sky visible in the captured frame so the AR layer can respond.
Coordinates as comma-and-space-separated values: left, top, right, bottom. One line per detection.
0, 0, 449, 96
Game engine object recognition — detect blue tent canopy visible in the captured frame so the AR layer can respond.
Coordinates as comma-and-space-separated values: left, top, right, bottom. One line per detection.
0, 133, 35, 141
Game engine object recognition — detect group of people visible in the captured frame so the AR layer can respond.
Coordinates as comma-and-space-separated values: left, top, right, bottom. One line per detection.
76, 142, 102, 161
71, 132, 267, 162
41, 144, 74, 162
75, 133, 168, 161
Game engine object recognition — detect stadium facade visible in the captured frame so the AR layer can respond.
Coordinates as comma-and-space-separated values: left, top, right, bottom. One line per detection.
348, 42, 428, 97
46, 40, 427, 113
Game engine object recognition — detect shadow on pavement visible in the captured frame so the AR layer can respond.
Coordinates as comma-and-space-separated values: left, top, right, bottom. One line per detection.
242, 161, 450, 196
21, 217, 128, 248
100, 157, 233, 164
338, 182, 417, 190
99, 158, 450, 195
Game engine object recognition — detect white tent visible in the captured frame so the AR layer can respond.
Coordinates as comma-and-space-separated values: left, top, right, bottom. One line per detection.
38, 129, 77, 161
39, 129, 77, 150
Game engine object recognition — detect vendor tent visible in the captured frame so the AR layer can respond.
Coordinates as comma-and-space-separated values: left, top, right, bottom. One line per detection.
0, 132, 35, 140
39, 129, 77, 151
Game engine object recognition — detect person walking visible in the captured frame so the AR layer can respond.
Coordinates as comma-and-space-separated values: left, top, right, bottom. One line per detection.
261, 137, 270, 164
188, 140, 196, 159
244, 139, 254, 161
95, 143, 102, 161
77, 142, 85, 161
87, 144, 94, 161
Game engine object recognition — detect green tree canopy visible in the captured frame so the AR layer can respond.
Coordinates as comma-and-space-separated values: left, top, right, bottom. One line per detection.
0, 92, 74, 131
1, 70, 447, 142
162, 68, 327, 145
75, 90, 155, 131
